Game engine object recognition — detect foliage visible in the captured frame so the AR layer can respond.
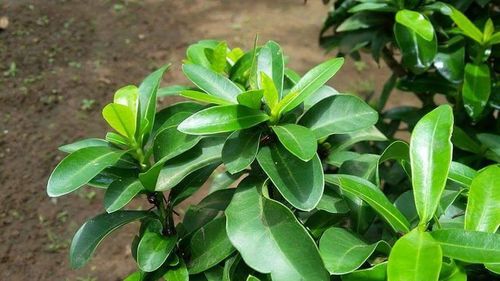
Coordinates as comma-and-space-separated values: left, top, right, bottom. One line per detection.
47, 39, 500, 280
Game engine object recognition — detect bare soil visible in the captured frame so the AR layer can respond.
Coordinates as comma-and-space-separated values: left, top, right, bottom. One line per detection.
0, 1, 403, 280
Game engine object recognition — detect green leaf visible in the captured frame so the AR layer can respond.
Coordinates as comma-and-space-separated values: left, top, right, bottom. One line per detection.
260, 72, 279, 109
396, 10, 435, 41
47, 146, 127, 197
183, 64, 242, 103
277, 57, 344, 115
156, 138, 224, 191
387, 229, 442, 281
104, 178, 144, 213
299, 94, 378, 139
303, 85, 339, 110
337, 13, 387, 32
186, 40, 219, 68
170, 164, 219, 206
237, 90, 264, 109
188, 217, 235, 274
157, 85, 190, 98
164, 258, 189, 281
58, 138, 108, 153
222, 129, 261, 174
448, 7, 483, 43
138, 64, 170, 142
394, 23, 437, 74
431, 229, 500, 263
439, 260, 467, 281
448, 161, 477, 188
462, 63, 491, 120
465, 165, 500, 232
434, 39, 465, 83
180, 90, 233, 105
316, 189, 349, 214
257, 143, 324, 211
325, 174, 410, 233
137, 231, 177, 272
226, 177, 329, 281
114, 85, 139, 118
178, 105, 269, 135
272, 124, 317, 161
70, 210, 151, 268
410, 105, 453, 226
210, 41, 228, 73
490, 32, 500, 44
319, 227, 390, 274
257, 41, 284, 98
329, 126, 387, 154
102, 103, 137, 139
341, 262, 387, 281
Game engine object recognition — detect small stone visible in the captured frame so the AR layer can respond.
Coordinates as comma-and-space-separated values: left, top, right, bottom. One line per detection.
0, 16, 8, 30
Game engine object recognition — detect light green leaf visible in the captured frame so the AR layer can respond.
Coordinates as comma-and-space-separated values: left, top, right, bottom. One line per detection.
260, 72, 279, 110
188, 217, 235, 274
299, 94, 378, 139
104, 178, 144, 213
320, 227, 390, 274
448, 6, 483, 43
137, 231, 177, 272
70, 211, 151, 268
341, 262, 387, 281
462, 63, 491, 120
164, 258, 189, 281
448, 161, 477, 188
272, 124, 317, 161
387, 229, 442, 281
222, 129, 261, 174
237, 90, 264, 110
226, 177, 329, 281
157, 85, 190, 98
183, 64, 242, 103
325, 174, 410, 233
58, 138, 108, 153
257, 143, 324, 211
465, 165, 500, 232
181, 90, 233, 105
396, 10, 435, 41
431, 229, 500, 263
257, 41, 284, 98
47, 146, 127, 197
114, 85, 139, 120
178, 105, 269, 135
102, 103, 137, 139
410, 105, 453, 226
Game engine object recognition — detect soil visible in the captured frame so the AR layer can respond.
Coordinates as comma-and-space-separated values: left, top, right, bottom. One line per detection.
0, 1, 407, 280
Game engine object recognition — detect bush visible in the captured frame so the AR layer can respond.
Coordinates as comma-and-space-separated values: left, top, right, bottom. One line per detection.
47, 39, 500, 280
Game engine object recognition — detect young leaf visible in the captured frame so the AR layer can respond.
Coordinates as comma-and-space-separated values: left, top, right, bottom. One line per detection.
178, 105, 269, 135
278, 57, 344, 114
272, 124, 317, 161
257, 41, 284, 98
299, 94, 378, 139
319, 227, 390, 274
102, 103, 137, 139
188, 217, 235, 274
260, 72, 279, 109
465, 165, 500, 232
342, 262, 387, 281
462, 63, 491, 120
137, 231, 177, 272
410, 105, 453, 226
180, 90, 234, 105
237, 90, 264, 110
431, 229, 500, 263
58, 138, 108, 153
448, 7, 483, 43
395, 10, 435, 41
70, 211, 151, 268
325, 174, 410, 233
164, 259, 189, 281
257, 143, 324, 211
47, 146, 127, 197
114, 85, 139, 119
448, 161, 477, 188
104, 178, 144, 213
387, 229, 442, 281
225, 177, 329, 281
222, 129, 261, 174
183, 64, 242, 103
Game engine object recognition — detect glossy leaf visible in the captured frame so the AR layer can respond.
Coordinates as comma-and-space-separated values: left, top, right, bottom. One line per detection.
47, 146, 127, 197
448, 7, 483, 43
303, 85, 338, 110
394, 23, 437, 74
137, 231, 177, 272
59, 138, 108, 153
188, 217, 235, 274
70, 211, 151, 268
257, 41, 284, 98
410, 105, 453, 225
319, 227, 390, 274
102, 103, 136, 139
260, 72, 279, 109
180, 90, 233, 105
465, 165, 500, 232
387, 229, 442, 281
178, 105, 269, 135
462, 63, 491, 120
448, 161, 477, 188
299, 94, 378, 139
272, 124, 317, 161
257, 143, 324, 211
237, 90, 264, 110
342, 262, 387, 281
395, 10, 434, 41
325, 174, 410, 233
164, 259, 189, 281
431, 229, 500, 263
434, 39, 465, 83
226, 177, 329, 281
104, 178, 144, 213
222, 129, 261, 174
183, 64, 242, 103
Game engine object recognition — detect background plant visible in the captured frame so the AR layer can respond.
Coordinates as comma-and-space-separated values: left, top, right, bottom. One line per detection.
47, 39, 500, 280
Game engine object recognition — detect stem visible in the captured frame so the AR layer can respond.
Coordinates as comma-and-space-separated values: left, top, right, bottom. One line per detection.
381, 47, 406, 78
433, 215, 442, 229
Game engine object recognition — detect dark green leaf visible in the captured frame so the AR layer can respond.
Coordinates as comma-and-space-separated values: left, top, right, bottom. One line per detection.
137, 232, 177, 272
394, 23, 437, 74
183, 64, 242, 103
434, 38, 465, 83
272, 124, 317, 161
222, 129, 261, 174
104, 178, 143, 213
341, 262, 387, 281
164, 258, 189, 281
462, 63, 491, 120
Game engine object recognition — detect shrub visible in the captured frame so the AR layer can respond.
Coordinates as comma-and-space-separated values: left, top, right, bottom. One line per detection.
47, 40, 500, 280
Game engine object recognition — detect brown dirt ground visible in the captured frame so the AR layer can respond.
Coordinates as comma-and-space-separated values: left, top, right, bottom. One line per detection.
0, 1, 412, 280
